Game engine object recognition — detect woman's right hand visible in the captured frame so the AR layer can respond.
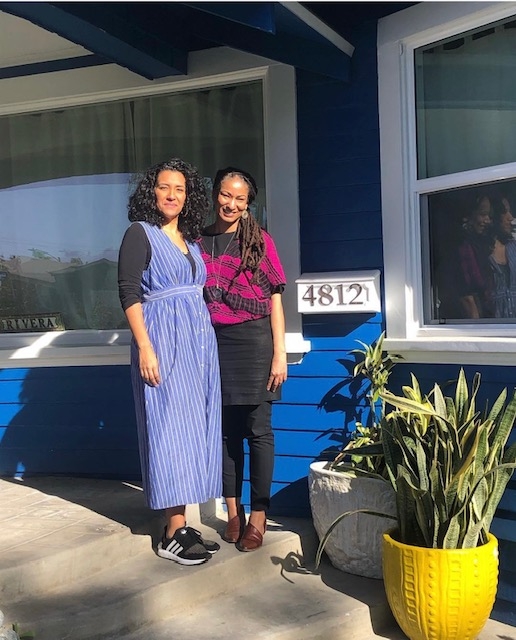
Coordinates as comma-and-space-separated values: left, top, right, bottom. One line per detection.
123, 304, 160, 386
139, 344, 161, 386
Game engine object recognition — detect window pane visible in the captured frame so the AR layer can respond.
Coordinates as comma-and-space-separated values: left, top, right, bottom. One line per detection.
0, 81, 264, 332
424, 180, 516, 323
415, 19, 516, 178
0, 174, 130, 332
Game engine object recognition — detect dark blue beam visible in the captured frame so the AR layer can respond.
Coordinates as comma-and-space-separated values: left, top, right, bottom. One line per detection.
0, 2, 187, 80
187, 7, 351, 81
0, 55, 110, 80
183, 2, 276, 33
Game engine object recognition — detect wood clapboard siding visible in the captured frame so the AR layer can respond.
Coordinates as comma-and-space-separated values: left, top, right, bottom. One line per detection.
296, 25, 383, 278
0, 366, 140, 478
267, 19, 386, 516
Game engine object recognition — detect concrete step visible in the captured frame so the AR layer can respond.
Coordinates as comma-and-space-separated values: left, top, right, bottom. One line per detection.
4, 518, 325, 640
121, 576, 516, 640
121, 556, 397, 640
2, 478, 515, 640
0, 477, 163, 601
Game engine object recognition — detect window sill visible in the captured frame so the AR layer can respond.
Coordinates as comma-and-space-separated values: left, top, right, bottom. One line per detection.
0, 330, 311, 368
384, 337, 516, 366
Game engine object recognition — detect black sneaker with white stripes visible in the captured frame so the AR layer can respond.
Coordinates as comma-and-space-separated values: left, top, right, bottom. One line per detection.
157, 527, 211, 565
187, 526, 220, 554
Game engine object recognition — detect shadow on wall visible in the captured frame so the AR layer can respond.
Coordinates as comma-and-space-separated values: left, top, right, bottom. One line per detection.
315, 352, 371, 462
269, 350, 376, 519
0, 365, 140, 480
270, 477, 311, 518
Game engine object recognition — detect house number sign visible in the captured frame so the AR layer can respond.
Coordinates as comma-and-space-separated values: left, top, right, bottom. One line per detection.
296, 270, 381, 314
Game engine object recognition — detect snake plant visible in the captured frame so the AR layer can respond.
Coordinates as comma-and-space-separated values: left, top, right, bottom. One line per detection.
316, 368, 516, 565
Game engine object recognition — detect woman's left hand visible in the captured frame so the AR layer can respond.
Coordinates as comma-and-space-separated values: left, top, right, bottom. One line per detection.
267, 352, 288, 392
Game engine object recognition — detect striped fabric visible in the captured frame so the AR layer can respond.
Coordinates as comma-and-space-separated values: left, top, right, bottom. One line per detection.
131, 222, 222, 510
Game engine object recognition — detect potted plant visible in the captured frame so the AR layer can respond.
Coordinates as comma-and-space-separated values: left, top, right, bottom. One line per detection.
308, 332, 401, 578
316, 368, 516, 640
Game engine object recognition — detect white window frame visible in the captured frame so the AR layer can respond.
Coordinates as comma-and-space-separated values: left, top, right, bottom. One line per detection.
0, 46, 310, 367
378, 1, 516, 365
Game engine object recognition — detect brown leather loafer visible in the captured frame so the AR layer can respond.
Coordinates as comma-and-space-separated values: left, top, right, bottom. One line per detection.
236, 522, 266, 552
222, 505, 246, 543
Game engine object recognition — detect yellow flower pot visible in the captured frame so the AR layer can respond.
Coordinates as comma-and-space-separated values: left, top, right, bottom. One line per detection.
382, 531, 499, 640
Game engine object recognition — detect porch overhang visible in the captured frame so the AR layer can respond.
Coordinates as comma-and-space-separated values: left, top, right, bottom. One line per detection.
0, 1, 354, 81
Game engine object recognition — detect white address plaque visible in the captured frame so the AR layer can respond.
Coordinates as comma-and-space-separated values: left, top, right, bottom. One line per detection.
296, 270, 381, 314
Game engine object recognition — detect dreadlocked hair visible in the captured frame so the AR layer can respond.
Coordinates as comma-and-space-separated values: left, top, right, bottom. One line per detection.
237, 213, 266, 281
212, 166, 265, 281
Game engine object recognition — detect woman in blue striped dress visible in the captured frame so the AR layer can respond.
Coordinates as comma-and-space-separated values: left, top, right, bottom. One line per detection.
118, 158, 222, 565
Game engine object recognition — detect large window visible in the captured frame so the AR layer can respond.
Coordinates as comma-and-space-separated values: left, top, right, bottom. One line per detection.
0, 82, 264, 332
379, 3, 516, 363
0, 56, 304, 367
418, 17, 516, 325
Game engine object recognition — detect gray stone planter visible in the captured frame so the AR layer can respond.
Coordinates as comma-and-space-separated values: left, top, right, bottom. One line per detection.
308, 460, 396, 579
0, 610, 20, 640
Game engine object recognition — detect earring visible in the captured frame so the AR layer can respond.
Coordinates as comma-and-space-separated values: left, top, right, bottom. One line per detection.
241, 209, 249, 220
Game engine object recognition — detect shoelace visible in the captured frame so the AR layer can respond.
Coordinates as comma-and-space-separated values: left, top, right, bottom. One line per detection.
186, 526, 208, 545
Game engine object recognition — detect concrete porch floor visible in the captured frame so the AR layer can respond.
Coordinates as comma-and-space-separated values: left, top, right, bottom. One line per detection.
0, 476, 514, 640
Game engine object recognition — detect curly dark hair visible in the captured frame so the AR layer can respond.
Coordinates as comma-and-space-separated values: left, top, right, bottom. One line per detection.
212, 166, 265, 279
128, 158, 210, 242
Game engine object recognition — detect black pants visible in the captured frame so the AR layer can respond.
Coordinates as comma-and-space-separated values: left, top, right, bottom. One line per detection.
222, 402, 274, 512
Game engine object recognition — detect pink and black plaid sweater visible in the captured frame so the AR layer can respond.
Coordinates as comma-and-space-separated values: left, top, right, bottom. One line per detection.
198, 230, 286, 326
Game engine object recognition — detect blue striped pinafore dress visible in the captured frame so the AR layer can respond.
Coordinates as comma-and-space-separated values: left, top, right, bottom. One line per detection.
131, 221, 222, 510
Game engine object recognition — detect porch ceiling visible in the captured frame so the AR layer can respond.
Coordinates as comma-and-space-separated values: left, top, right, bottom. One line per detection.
0, 1, 358, 82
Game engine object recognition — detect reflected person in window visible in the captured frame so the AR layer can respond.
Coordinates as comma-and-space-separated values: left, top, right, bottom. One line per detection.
198, 167, 287, 552
118, 158, 222, 566
456, 193, 495, 319
489, 194, 516, 318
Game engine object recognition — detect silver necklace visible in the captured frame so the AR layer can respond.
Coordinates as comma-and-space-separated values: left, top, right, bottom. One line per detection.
211, 230, 237, 300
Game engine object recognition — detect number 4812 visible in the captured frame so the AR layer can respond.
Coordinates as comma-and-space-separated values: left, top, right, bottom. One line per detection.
302, 283, 364, 307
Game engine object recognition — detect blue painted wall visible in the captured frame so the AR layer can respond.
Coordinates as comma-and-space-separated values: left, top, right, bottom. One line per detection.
0, 366, 140, 479
269, 18, 385, 516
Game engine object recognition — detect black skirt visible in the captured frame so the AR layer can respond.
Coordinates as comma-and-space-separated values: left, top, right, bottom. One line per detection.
215, 316, 281, 405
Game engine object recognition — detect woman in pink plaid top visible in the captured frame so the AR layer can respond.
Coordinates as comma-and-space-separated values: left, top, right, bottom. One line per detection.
198, 167, 287, 552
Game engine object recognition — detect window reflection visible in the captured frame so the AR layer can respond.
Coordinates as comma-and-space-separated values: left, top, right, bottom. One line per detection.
427, 182, 516, 322
0, 82, 265, 332
0, 174, 130, 331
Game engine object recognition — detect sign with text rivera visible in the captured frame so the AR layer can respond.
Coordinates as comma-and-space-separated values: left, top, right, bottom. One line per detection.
0, 313, 65, 332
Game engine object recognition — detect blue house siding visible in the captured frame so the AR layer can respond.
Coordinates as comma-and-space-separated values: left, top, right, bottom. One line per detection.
270, 317, 384, 516
0, 366, 140, 479
268, 19, 385, 517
